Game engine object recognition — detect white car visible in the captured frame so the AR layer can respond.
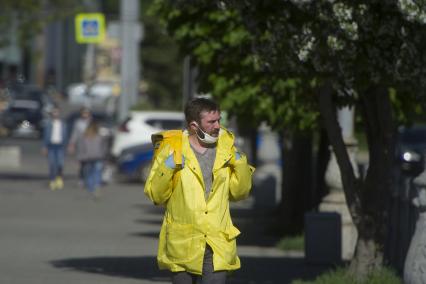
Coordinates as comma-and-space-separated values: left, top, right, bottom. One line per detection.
111, 111, 185, 157
67, 81, 119, 111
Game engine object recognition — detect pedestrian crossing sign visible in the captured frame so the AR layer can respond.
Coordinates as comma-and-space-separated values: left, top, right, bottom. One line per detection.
75, 13, 106, 44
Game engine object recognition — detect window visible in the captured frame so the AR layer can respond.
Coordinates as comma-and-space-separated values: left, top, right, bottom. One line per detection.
146, 119, 183, 130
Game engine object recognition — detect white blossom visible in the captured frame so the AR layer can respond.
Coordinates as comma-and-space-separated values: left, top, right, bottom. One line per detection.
327, 35, 344, 50
294, 26, 316, 61
333, 2, 359, 41
398, 0, 426, 24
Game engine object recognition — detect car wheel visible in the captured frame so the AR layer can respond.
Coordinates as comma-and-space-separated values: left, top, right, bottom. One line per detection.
139, 163, 151, 182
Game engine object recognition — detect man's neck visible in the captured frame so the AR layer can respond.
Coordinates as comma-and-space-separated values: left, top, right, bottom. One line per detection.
189, 134, 216, 154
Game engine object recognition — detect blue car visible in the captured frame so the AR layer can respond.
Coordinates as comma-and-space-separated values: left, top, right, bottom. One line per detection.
116, 142, 154, 182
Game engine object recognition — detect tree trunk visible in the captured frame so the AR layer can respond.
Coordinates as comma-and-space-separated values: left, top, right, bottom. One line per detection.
351, 86, 396, 276
318, 84, 395, 278
350, 237, 384, 280
318, 83, 361, 223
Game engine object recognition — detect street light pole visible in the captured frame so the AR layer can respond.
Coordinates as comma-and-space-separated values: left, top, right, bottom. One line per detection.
182, 55, 198, 108
119, 0, 141, 122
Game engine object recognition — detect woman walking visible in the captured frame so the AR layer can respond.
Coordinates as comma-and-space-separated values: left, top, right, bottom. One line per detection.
76, 120, 106, 197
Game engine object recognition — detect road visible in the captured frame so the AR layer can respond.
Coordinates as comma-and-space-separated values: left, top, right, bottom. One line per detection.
0, 137, 331, 284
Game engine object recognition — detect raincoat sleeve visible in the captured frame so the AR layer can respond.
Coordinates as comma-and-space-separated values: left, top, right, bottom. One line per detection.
144, 145, 175, 205
229, 150, 255, 201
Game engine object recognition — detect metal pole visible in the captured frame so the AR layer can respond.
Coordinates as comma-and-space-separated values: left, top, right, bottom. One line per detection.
55, 22, 63, 93
119, 0, 140, 122
182, 55, 190, 108
182, 55, 198, 109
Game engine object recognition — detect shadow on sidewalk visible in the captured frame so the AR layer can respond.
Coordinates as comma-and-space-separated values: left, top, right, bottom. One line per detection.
51, 256, 170, 282
51, 255, 334, 284
0, 172, 47, 181
0, 172, 77, 181
125, 196, 337, 282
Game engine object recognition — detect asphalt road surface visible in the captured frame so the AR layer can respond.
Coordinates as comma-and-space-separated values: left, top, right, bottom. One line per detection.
0, 137, 331, 284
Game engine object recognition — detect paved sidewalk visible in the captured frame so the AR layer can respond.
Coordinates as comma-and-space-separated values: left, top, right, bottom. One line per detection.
0, 137, 333, 284
226, 199, 334, 284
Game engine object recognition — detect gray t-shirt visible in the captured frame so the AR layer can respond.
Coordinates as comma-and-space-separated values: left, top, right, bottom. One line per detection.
191, 146, 216, 200
191, 146, 218, 268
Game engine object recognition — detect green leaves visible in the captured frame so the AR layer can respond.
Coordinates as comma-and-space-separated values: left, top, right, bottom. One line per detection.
222, 26, 248, 46
150, 0, 321, 131
150, 0, 426, 131
193, 41, 222, 64
142, 0, 184, 110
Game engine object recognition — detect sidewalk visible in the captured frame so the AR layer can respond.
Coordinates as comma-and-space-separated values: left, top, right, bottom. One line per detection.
0, 136, 335, 284
226, 198, 334, 284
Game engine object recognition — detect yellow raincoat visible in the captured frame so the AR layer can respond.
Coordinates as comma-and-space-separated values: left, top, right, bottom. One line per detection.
144, 127, 255, 275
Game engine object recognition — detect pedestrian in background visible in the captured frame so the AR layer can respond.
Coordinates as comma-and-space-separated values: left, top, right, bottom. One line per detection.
77, 120, 107, 197
67, 106, 92, 185
42, 106, 68, 191
144, 97, 255, 284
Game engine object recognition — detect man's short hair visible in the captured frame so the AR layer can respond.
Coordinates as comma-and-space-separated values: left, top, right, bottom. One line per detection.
184, 97, 220, 126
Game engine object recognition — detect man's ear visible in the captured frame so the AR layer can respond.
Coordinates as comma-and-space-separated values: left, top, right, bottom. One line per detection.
190, 121, 198, 129
188, 121, 197, 133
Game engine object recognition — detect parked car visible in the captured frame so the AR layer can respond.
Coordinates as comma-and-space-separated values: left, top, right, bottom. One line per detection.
66, 83, 86, 105
111, 111, 184, 158
67, 81, 119, 112
116, 142, 154, 182
1, 84, 54, 138
396, 125, 426, 176
385, 124, 426, 275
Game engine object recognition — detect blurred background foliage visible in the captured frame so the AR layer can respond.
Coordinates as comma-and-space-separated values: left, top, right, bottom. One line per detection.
0, 0, 84, 47
102, 0, 184, 111
0, 0, 184, 111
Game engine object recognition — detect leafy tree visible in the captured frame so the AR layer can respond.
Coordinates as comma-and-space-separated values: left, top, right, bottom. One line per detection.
150, 0, 321, 235
150, 0, 318, 128
143, 1, 183, 110
0, 0, 86, 87
151, 0, 426, 278
0, 0, 84, 47
225, 1, 426, 278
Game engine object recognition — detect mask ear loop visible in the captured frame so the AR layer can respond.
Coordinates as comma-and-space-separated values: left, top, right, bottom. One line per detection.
191, 121, 218, 144
192, 122, 205, 139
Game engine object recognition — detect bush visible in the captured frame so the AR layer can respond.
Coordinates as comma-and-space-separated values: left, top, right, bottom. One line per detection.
292, 266, 402, 284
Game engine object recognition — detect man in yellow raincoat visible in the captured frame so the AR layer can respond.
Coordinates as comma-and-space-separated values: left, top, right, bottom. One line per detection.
144, 97, 255, 284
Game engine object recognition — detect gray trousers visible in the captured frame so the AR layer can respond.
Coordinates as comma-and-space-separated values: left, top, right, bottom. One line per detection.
172, 245, 227, 284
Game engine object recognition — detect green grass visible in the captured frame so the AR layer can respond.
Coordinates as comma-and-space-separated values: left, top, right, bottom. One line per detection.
276, 234, 304, 251
292, 266, 402, 284
355, 131, 368, 152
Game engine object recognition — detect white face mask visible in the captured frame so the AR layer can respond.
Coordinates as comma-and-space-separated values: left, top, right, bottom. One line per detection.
194, 124, 219, 144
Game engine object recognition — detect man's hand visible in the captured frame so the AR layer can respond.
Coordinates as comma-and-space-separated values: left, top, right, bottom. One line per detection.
41, 147, 48, 156
165, 154, 185, 169
228, 150, 242, 167
235, 151, 241, 160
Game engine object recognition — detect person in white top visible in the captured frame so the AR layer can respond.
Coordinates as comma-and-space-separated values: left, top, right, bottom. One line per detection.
42, 106, 68, 191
